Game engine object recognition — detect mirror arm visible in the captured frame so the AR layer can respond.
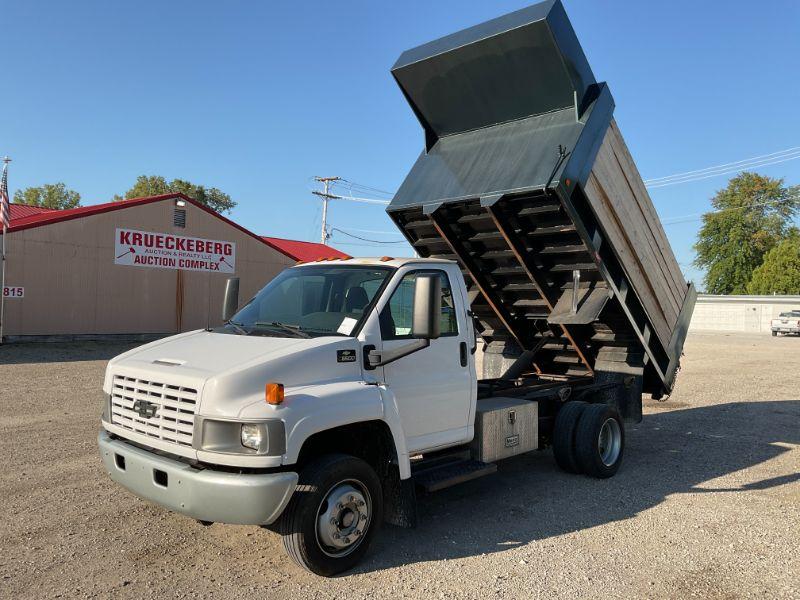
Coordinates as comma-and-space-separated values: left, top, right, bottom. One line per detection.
368, 339, 430, 368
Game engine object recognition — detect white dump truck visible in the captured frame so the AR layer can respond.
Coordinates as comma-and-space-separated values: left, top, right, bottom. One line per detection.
98, 0, 695, 576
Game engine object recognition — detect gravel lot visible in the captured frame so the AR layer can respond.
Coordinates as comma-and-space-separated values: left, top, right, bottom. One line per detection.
1, 332, 798, 599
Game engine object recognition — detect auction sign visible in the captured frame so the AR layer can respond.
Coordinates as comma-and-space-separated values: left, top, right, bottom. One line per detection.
115, 228, 236, 273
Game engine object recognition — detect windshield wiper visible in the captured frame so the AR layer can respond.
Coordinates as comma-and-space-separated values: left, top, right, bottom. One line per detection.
253, 321, 311, 339
225, 319, 249, 336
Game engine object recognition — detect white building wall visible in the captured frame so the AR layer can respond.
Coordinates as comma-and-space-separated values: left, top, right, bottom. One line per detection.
689, 295, 800, 334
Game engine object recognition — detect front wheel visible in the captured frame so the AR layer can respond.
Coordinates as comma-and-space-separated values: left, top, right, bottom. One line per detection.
772, 330, 778, 337
279, 454, 382, 576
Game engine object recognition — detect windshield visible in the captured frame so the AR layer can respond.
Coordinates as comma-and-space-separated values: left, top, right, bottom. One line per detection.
227, 265, 394, 338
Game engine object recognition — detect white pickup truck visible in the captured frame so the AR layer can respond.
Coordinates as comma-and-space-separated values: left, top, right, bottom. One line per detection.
771, 311, 800, 336
98, 0, 696, 576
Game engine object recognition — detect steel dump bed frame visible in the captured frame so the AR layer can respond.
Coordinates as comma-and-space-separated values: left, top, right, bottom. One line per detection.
388, 0, 696, 397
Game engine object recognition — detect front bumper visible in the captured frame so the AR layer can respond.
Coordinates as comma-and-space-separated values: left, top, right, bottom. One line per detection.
98, 430, 297, 525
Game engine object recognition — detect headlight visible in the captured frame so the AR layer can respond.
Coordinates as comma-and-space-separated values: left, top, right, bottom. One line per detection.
196, 418, 285, 455
241, 423, 263, 451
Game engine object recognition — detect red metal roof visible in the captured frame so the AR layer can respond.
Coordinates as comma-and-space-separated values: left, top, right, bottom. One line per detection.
9, 204, 59, 221
261, 237, 350, 262
2, 193, 333, 263
6, 194, 188, 232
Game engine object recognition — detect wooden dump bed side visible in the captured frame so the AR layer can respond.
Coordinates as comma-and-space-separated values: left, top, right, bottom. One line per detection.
584, 120, 688, 348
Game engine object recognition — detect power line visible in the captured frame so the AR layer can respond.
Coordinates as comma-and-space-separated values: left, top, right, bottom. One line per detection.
336, 179, 395, 198
326, 146, 800, 202
339, 196, 390, 205
644, 146, 800, 184
342, 226, 405, 235
662, 192, 800, 226
645, 148, 800, 188
330, 227, 408, 244
647, 154, 800, 188
332, 241, 405, 249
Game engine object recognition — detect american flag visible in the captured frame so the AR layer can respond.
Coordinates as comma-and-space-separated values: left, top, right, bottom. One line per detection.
0, 158, 9, 231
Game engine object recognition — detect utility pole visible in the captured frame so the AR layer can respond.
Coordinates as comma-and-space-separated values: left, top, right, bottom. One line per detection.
312, 176, 340, 245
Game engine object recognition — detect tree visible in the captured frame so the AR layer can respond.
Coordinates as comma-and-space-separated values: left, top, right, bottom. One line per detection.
115, 175, 236, 214
13, 183, 81, 209
694, 172, 799, 294
746, 233, 800, 295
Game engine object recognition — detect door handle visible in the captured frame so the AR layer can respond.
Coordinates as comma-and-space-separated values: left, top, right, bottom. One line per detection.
459, 341, 468, 367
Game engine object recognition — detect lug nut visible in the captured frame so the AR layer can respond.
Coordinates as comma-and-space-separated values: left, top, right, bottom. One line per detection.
349, 495, 355, 502
343, 537, 350, 544
336, 502, 343, 510
329, 518, 337, 525
333, 533, 340, 539
360, 514, 367, 521
358, 500, 365, 507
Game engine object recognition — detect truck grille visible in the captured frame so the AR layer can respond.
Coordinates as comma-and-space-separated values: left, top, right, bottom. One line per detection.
110, 375, 198, 447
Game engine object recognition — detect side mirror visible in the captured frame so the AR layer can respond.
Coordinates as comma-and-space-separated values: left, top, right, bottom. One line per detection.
222, 277, 240, 322
365, 273, 442, 369
412, 274, 441, 340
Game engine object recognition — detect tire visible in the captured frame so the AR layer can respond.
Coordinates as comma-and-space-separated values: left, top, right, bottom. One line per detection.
772, 331, 778, 337
575, 404, 625, 478
552, 401, 588, 473
279, 453, 382, 576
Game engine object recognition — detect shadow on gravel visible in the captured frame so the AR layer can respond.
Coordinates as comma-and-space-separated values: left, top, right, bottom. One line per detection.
359, 400, 800, 574
0, 341, 140, 365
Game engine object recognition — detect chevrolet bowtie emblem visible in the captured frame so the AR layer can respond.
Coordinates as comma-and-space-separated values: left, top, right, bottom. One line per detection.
132, 399, 159, 419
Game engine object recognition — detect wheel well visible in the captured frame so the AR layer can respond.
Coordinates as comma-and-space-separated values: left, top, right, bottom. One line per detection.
295, 420, 397, 478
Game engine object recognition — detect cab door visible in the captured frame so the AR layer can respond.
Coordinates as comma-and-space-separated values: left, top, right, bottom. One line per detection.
376, 266, 474, 453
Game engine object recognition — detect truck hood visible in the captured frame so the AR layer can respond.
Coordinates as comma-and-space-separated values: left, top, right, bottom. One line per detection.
108, 329, 310, 376
105, 329, 364, 418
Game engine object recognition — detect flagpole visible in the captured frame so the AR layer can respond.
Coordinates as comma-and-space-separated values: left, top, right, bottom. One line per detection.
0, 156, 10, 345
1, 218, 5, 344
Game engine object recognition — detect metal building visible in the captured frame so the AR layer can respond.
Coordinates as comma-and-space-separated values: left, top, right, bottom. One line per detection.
689, 294, 800, 334
1, 193, 342, 341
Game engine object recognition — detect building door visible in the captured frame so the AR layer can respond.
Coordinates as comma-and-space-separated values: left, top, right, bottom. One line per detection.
744, 305, 761, 332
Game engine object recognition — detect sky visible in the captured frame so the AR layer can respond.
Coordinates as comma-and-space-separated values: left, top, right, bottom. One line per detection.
2, 0, 799, 287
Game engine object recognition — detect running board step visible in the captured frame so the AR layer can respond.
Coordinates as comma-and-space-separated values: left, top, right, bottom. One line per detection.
412, 459, 497, 492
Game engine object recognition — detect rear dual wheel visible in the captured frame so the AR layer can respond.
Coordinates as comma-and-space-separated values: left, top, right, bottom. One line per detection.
553, 401, 625, 478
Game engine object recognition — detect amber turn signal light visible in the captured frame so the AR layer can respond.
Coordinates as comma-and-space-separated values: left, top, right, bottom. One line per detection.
266, 382, 284, 405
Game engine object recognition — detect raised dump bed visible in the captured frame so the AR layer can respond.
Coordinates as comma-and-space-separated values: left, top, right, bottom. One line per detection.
388, 0, 696, 398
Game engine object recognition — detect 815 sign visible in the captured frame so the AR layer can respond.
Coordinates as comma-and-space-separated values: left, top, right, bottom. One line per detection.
2, 286, 24, 298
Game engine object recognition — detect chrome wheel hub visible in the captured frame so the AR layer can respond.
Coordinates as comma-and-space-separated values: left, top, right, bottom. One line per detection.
316, 481, 371, 557
598, 418, 622, 467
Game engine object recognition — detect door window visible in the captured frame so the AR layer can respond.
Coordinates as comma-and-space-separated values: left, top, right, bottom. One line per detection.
380, 271, 458, 339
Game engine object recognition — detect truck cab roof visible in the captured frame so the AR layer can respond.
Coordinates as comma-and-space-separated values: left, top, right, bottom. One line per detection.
294, 256, 456, 269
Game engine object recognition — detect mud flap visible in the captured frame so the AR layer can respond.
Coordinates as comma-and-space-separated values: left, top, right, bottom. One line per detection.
382, 465, 418, 528
593, 362, 643, 424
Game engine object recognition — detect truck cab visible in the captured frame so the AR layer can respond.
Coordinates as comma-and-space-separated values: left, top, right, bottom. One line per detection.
100, 258, 484, 575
